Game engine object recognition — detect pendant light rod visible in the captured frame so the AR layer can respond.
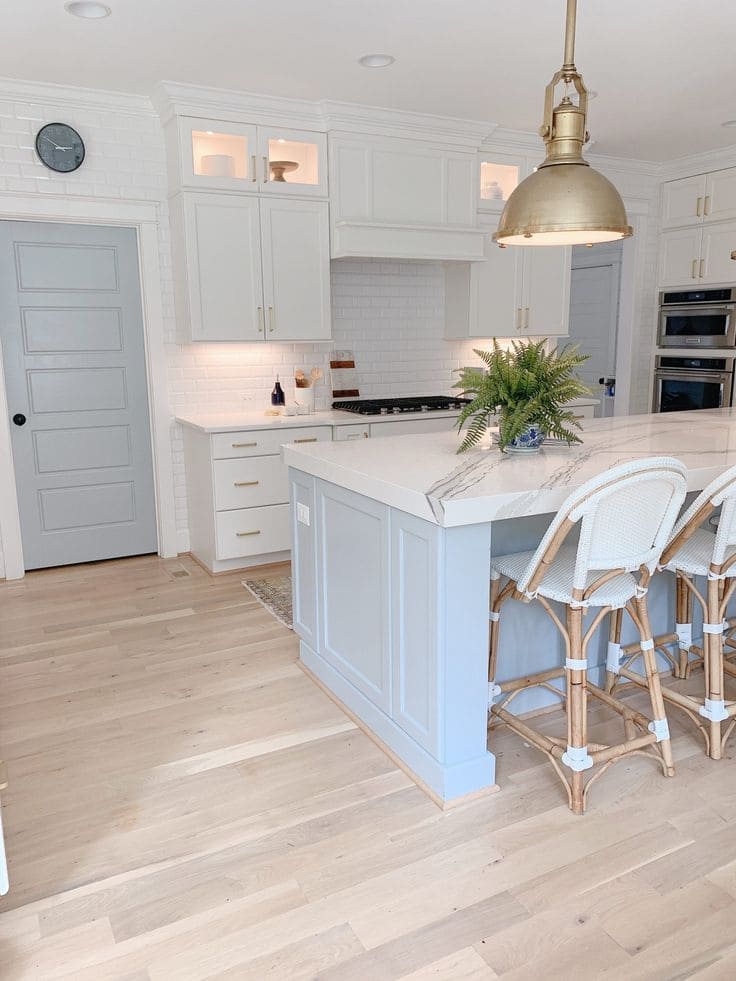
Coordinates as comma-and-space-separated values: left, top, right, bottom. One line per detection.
563, 0, 578, 73
492, 0, 632, 247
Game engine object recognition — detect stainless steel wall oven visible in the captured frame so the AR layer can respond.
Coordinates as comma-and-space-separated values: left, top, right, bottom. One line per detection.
658, 288, 736, 349
653, 355, 735, 413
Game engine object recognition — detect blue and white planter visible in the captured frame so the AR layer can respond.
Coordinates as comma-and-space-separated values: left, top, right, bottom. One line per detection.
506, 423, 546, 454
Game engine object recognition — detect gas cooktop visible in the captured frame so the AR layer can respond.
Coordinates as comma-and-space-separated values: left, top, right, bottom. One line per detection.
332, 396, 471, 416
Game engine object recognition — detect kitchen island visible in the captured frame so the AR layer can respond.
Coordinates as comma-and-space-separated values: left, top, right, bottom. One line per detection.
283, 409, 736, 805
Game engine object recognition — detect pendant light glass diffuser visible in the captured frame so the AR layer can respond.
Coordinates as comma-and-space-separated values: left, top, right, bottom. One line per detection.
493, 0, 632, 247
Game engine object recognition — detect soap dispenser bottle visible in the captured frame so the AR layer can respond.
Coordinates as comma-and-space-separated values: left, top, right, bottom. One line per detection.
271, 375, 285, 407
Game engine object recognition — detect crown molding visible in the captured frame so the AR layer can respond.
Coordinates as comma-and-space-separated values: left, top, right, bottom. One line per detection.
0, 76, 155, 117
661, 143, 736, 181
587, 151, 661, 179
153, 81, 326, 130
320, 100, 494, 147
481, 127, 540, 154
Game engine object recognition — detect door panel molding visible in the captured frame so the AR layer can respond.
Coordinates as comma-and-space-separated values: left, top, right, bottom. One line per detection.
0, 195, 176, 579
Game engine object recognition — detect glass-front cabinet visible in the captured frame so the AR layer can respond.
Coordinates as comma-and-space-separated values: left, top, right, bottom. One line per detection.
477, 152, 523, 211
183, 120, 258, 189
261, 128, 326, 195
176, 117, 327, 195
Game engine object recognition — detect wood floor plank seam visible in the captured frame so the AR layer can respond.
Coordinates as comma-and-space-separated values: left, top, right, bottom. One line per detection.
2, 554, 736, 979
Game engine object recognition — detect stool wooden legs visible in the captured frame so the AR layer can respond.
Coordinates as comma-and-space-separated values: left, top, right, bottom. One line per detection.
605, 607, 623, 694
628, 571, 736, 759
635, 593, 675, 777
675, 571, 694, 680
566, 605, 588, 815
488, 587, 674, 815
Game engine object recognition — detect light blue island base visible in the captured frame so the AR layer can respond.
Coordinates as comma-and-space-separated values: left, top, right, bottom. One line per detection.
289, 468, 684, 807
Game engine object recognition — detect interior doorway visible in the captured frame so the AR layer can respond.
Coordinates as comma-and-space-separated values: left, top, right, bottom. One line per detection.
566, 241, 623, 413
0, 220, 158, 570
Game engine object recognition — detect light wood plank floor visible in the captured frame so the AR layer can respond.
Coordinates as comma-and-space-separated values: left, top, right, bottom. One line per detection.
1, 554, 736, 979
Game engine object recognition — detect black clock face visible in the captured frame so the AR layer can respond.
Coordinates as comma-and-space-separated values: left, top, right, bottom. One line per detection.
35, 123, 85, 173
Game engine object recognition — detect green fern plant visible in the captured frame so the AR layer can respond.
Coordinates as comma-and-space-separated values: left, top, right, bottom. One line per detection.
454, 339, 591, 453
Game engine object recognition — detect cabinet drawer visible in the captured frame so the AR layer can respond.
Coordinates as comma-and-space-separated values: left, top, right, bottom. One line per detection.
215, 504, 290, 559
333, 424, 371, 441
214, 456, 288, 511
212, 426, 331, 459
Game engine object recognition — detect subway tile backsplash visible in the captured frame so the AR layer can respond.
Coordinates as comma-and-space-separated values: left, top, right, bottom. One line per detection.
169, 259, 495, 416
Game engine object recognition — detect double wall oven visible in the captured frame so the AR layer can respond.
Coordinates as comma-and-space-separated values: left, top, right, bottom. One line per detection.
654, 288, 736, 413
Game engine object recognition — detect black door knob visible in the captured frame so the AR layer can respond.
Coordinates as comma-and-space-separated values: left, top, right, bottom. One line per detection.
12, 413, 26, 427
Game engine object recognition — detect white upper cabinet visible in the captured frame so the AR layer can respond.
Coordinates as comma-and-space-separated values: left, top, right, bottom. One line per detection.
661, 175, 707, 229
258, 127, 327, 197
445, 216, 570, 339
661, 167, 736, 230
171, 192, 332, 342
477, 152, 523, 212
524, 246, 571, 337
168, 115, 328, 196
329, 134, 485, 261
177, 193, 263, 342
700, 223, 736, 285
704, 168, 736, 223
659, 222, 736, 287
259, 199, 331, 341
658, 226, 705, 288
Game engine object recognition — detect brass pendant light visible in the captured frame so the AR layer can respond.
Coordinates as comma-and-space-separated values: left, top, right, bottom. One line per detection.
493, 0, 633, 247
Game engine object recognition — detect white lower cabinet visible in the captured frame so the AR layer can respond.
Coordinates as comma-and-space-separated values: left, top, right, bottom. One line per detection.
333, 424, 371, 441
215, 505, 291, 560
182, 424, 332, 573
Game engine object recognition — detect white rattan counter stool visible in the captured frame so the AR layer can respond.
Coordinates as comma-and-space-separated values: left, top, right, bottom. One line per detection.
487, 457, 688, 815
608, 463, 736, 760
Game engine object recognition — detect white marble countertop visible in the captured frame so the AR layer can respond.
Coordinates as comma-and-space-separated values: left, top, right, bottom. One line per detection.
175, 398, 600, 434
283, 409, 736, 527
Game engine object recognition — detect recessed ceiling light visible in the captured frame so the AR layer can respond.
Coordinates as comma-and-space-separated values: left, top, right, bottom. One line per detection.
722, 119, 736, 128
358, 54, 395, 69
65, 2, 111, 18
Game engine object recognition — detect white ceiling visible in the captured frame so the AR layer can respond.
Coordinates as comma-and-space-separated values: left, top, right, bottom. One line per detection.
2, 0, 735, 161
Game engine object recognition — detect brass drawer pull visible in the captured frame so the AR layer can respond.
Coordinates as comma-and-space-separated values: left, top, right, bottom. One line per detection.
704, 194, 711, 216
251, 154, 257, 183
236, 530, 261, 537
232, 441, 258, 448
234, 480, 259, 487
294, 437, 318, 443
696, 196, 703, 217
700, 258, 706, 279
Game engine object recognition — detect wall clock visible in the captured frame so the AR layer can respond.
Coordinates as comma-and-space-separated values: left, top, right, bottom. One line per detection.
35, 123, 85, 173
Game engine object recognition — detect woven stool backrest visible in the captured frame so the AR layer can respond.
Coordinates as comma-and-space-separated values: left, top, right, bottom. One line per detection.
664, 462, 736, 571
516, 457, 688, 597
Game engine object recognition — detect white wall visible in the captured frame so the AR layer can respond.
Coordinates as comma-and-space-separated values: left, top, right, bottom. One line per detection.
0, 82, 495, 569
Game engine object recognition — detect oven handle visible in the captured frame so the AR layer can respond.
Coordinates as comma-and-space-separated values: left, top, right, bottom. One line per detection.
653, 370, 733, 383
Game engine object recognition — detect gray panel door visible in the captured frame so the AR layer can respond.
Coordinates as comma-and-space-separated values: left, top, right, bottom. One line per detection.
0, 221, 157, 570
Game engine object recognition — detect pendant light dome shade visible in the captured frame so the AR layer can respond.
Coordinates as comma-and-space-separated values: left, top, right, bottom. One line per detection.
493, 0, 632, 248
494, 161, 632, 246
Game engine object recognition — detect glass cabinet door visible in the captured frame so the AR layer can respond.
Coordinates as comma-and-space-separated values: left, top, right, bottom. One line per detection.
258, 128, 327, 196
180, 119, 258, 188
478, 153, 522, 211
